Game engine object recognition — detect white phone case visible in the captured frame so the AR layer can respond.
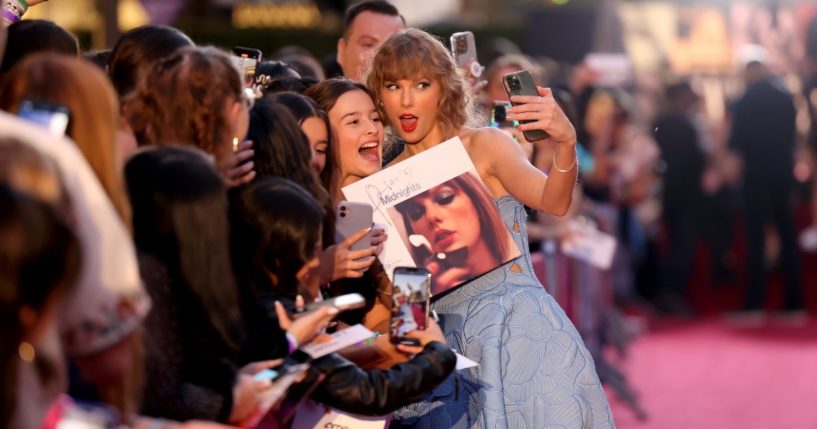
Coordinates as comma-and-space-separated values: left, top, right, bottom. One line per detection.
335, 201, 374, 251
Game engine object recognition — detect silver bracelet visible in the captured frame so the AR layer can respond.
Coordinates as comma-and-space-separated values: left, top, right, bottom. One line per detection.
551, 149, 577, 173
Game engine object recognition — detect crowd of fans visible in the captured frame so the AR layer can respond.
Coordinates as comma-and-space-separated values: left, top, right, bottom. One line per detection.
2, 0, 815, 428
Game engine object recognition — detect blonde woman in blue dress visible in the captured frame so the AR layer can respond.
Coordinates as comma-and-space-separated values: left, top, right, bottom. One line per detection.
367, 28, 615, 429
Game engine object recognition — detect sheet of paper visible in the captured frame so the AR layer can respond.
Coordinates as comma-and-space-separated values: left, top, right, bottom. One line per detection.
560, 221, 617, 270
301, 324, 375, 359
455, 352, 479, 370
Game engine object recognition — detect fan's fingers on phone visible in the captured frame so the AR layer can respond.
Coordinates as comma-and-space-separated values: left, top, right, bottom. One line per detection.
344, 269, 365, 278
347, 256, 376, 270
341, 227, 371, 247
396, 344, 424, 355
347, 247, 376, 260
370, 234, 387, 246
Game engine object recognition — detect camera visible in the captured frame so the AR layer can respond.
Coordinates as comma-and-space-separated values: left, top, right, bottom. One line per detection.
506, 75, 521, 91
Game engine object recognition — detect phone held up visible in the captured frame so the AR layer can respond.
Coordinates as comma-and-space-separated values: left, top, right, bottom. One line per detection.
17, 100, 70, 136
389, 266, 432, 347
231, 46, 262, 88
450, 31, 483, 79
502, 70, 550, 142
334, 201, 374, 252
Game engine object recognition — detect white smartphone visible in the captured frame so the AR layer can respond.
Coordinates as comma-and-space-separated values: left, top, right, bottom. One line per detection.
334, 201, 373, 252
450, 31, 482, 78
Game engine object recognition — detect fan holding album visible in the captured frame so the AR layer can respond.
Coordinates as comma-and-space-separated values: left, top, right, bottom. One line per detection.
343, 137, 519, 297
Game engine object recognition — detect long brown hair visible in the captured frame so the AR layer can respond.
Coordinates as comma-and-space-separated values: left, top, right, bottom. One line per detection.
125, 46, 243, 162
0, 184, 80, 429
367, 28, 472, 135
0, 54, 131, 228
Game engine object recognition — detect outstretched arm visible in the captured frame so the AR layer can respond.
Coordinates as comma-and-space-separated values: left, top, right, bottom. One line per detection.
477, 87, 578, 216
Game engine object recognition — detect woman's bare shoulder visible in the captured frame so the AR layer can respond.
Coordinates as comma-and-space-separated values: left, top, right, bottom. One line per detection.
460, 127, 517, 152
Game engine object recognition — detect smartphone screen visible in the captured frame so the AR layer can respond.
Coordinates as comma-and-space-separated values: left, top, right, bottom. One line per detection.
491, 101, 517, 129
390, 267, 431, 343
17, 100, 70, 136
231, 47, 262, 88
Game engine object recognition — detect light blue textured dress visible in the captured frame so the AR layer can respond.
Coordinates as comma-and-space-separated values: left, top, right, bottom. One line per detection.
391, 195, 616, 429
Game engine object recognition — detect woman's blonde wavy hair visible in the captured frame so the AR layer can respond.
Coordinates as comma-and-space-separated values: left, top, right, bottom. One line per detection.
366, 28, 473, 135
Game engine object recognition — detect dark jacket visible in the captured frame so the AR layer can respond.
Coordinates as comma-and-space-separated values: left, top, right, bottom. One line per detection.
240, 289, 457, 416
728, 77, 796, 183
309, 341, 456, 416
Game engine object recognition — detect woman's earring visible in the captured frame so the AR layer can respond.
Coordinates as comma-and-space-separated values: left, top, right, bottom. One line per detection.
18, 341, 35, 363
232, 137, 239, 152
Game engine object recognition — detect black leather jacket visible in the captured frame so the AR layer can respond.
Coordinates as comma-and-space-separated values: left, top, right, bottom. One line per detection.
309, 341, 456, 416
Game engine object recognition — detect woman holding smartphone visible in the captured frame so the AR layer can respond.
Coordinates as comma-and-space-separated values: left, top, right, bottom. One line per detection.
368, 29, 614, 428
304, 79, 393, 330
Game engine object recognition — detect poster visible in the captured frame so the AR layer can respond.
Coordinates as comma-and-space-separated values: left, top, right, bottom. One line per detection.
342, 137, 520, 296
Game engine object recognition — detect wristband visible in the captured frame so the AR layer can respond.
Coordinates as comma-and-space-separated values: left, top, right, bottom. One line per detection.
286, 332, 298, 354
1, 8, 19, 24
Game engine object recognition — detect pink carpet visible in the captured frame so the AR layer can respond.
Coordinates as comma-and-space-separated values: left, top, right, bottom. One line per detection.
606, 318, 817, 429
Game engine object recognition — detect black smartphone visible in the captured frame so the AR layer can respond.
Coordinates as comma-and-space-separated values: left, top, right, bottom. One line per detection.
502, 70, 550, 142
491, 101, 517, 129
17, 100, 70, 136
231, 46, 263, 88
389, 267, 431, 346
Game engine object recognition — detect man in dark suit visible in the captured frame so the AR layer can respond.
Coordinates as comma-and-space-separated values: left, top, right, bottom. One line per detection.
729, 59, 804, 315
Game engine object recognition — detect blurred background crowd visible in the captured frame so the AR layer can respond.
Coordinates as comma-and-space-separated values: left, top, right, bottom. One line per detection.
3, 0, 817, 428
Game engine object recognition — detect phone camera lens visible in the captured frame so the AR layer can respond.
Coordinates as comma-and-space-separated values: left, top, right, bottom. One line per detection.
508, 77, 521, 90
340, 212, 346, 218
